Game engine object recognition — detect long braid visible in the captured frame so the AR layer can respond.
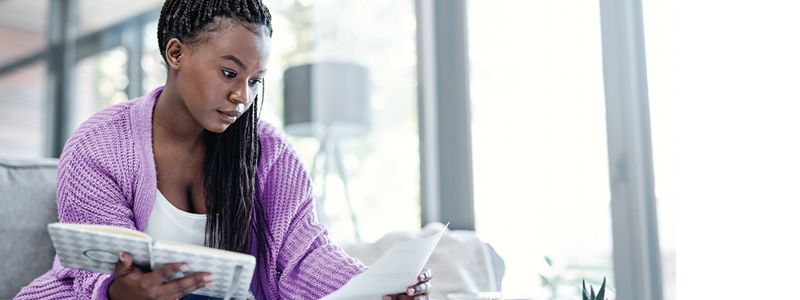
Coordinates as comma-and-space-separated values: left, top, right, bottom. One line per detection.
156, 0, 273, 274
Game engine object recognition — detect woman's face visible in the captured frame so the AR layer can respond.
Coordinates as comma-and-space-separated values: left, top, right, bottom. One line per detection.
167, 21, 271, 133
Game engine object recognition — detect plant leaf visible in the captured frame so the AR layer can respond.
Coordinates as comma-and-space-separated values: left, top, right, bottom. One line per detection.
591, 285, 596, 300
597, 277, 606, 300
545, 256, 553, 267
539, 274, 550, 286
582, 280, 590, 300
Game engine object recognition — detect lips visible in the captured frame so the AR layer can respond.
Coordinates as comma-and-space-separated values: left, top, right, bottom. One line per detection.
218, 110, 242, 123
219, 110, 242, 118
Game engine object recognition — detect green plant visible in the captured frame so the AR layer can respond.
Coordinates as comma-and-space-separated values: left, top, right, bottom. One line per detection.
539, 256, 562, 297
582, 277, 606, 300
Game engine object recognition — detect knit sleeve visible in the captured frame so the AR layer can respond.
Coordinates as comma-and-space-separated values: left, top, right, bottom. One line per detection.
266, 144, 367, 299
15, 139, 135, 300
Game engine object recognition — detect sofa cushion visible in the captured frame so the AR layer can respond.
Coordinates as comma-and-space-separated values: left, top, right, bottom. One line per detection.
0, 158, 59, 299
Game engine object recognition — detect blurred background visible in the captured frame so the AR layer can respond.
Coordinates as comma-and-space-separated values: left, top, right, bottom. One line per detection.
0, 0, 673, 299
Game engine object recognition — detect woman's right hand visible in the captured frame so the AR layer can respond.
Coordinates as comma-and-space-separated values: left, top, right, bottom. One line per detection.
108, 252, 213, 300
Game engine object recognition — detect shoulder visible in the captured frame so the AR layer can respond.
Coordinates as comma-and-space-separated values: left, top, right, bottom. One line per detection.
64, 100, 137, 151
256, 120, 298, 170
59, 100, 139, 179
76, 100, 137, 132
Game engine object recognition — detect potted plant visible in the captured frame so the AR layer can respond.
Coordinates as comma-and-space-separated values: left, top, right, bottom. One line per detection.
582, 277, 607, 300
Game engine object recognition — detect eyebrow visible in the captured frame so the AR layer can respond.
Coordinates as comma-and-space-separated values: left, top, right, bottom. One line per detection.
220, 55, 267, 74
220, 55, 247, 70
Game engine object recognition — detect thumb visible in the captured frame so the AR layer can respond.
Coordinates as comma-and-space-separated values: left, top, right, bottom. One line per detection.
113, 252, 137, 277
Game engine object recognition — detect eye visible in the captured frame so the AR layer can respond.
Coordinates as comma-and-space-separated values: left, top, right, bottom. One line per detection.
248, 78, 263, 87
222, 69, 237, 79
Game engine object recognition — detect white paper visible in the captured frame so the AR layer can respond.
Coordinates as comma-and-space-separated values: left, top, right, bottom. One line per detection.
322, 224, 448, 300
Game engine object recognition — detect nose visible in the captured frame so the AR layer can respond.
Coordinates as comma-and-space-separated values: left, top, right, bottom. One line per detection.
229, 82, 251, 104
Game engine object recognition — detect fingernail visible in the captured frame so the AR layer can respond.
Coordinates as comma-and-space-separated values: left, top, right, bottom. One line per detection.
203, 275, 214, 282
419, 273, 426, 281
179, 264, 189, 272
407, 287, 416, 295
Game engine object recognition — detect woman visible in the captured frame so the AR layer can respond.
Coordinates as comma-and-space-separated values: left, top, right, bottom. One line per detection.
15, 0, 431, 299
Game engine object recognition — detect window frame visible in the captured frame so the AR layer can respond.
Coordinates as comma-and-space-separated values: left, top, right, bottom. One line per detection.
414, 0, 665, 299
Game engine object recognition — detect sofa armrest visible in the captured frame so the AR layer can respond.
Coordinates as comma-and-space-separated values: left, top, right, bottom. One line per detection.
0, 157, 60, 299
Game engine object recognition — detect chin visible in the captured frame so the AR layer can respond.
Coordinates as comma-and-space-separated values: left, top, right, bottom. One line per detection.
205, 123, 230, 134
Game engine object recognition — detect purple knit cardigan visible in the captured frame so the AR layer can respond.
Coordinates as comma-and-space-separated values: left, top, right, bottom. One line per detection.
15, 86, 365, 299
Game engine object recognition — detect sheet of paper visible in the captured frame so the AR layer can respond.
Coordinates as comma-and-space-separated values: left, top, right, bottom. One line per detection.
322, 224, 448, 300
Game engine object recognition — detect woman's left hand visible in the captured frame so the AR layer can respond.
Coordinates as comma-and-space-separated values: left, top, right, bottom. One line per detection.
382, 269, 433, 300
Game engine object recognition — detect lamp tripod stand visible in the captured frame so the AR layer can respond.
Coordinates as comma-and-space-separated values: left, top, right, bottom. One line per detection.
310, 133, 362, 242
283, 62, 371, 243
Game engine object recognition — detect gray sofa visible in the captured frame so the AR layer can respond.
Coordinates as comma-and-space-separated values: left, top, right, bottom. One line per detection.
0, 158, 60, 299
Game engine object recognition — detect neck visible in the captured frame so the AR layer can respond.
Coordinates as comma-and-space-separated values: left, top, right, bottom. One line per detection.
153, 83, 206, 148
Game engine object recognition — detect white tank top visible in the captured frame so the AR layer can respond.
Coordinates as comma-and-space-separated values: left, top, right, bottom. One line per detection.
143, 189, 207, 246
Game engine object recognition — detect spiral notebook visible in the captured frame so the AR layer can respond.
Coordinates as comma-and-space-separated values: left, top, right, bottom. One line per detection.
47, 222, 255, 300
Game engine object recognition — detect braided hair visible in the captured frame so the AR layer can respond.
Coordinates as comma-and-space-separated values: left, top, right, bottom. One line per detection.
156, 0, 273, 265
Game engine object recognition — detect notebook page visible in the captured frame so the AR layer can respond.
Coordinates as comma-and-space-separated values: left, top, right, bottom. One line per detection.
322, 224, 448, 300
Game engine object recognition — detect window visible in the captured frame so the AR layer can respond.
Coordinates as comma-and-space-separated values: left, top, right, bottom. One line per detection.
142, 20, 166, 95
72, 47, 129, 132
468, 0, 613, 298
642, 0, 674, 299
0, 62, 47, 158
267, 0, 421, 244
77, 0, 163, 34
70, 0, 166, 130
0, 0, 47, 158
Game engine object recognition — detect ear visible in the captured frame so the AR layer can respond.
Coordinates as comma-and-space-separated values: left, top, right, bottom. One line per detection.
164, 38, 186, 71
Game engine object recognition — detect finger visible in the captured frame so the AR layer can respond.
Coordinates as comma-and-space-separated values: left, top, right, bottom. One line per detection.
406, 281, 431, 296
163, 272, 212, 297
165, 280, 207, 300
113, 252, 135, 277
141, 263, 188, 287
396, 295, 430, 300
165, 272, 213, 292
385, 293, 430, 300
417, 269, 433, 282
